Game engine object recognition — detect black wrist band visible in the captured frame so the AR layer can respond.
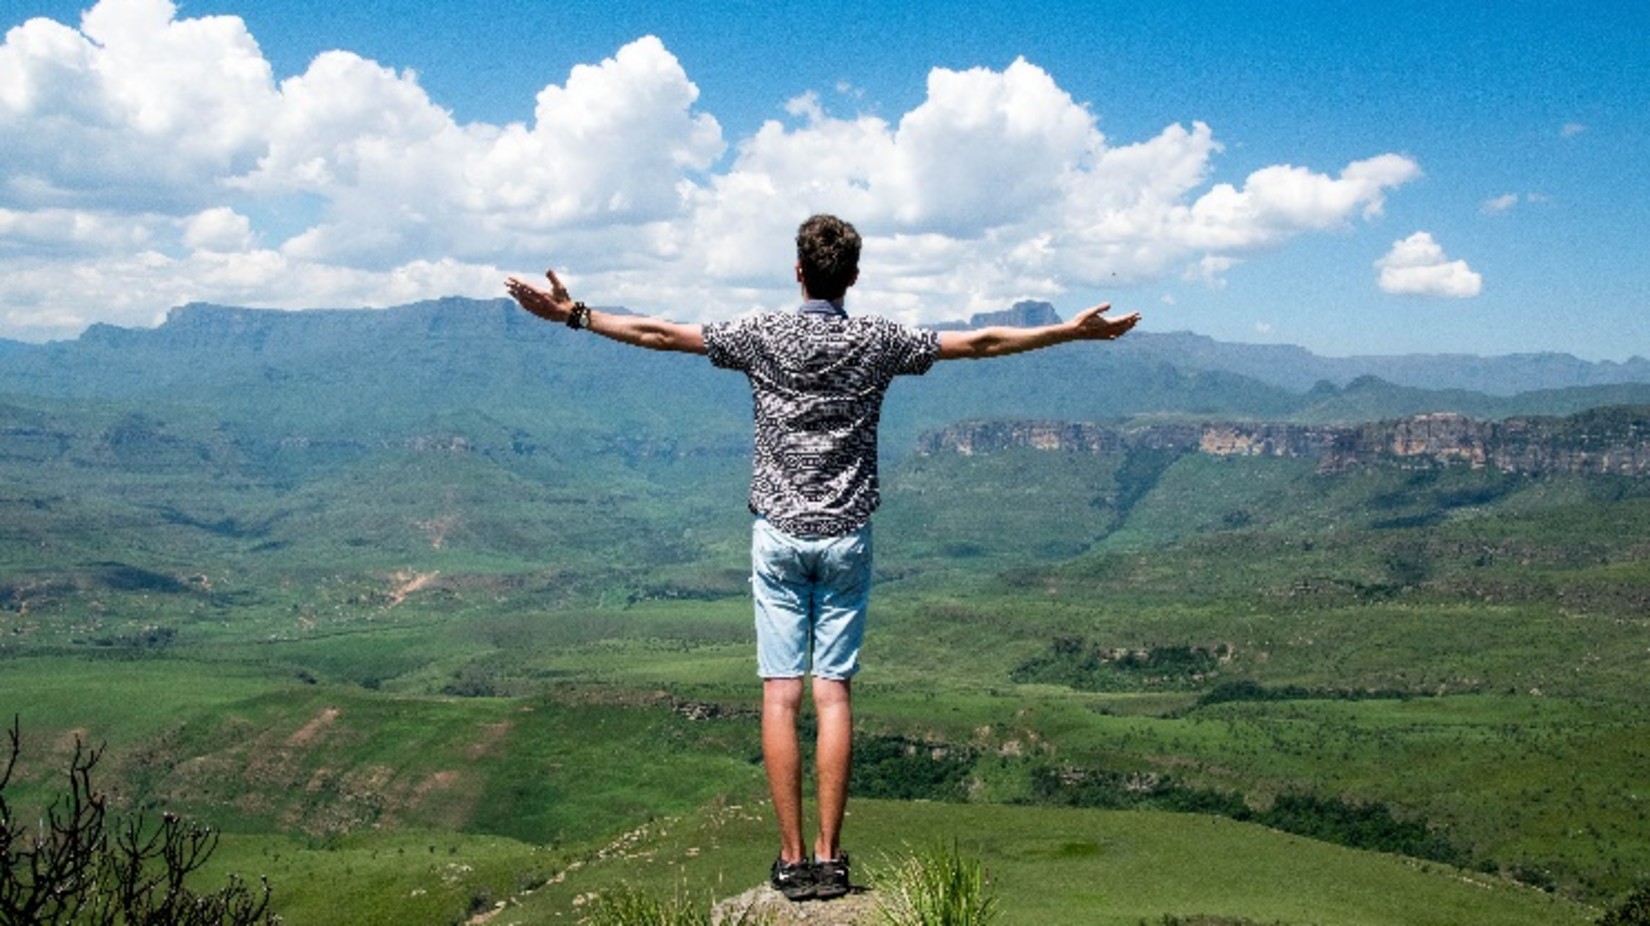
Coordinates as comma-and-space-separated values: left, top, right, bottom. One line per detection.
566, 302, 590, 330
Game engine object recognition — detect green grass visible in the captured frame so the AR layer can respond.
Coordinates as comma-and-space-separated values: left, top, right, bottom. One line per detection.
201, 830, 558, 926
1, 655, 290, 746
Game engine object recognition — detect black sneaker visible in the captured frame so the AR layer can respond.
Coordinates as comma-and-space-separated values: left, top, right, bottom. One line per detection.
812, 852, 851, 900
770, 857, 816, 901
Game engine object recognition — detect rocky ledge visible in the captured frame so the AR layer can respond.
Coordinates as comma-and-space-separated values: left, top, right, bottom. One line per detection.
712, 885, 883, 925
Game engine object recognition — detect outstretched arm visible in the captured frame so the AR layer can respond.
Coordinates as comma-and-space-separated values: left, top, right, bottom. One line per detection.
505, 269, 706, 355
937, 303, 1140, 360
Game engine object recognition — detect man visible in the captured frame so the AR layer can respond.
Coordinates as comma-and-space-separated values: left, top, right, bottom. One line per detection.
505, 214, 1140, 901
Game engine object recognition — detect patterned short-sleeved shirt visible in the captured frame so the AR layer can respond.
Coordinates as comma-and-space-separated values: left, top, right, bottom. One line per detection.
703, 302, 941, 537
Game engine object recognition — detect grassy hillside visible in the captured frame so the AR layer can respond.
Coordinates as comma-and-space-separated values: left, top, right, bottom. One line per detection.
1, 655, 1608, 926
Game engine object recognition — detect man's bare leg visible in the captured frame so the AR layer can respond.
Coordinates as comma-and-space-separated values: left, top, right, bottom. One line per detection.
812, 677, 852, 861
763, 677, 807, 864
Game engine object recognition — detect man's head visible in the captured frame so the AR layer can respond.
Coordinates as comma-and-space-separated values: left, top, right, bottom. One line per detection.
795, 214, 861, 301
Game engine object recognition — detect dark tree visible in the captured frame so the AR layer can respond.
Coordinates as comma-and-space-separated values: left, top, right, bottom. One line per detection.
0, 716, 279, 925
1599, 884, 1650, 926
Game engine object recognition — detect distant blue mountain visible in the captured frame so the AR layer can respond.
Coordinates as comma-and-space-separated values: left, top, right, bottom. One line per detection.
968, 301, 1650, 396
1124, 328, 1650, 396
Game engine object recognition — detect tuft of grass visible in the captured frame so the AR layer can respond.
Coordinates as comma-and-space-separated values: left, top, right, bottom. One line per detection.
582, 882, 770, 926
581, 886, 703, 926
876, 840, 998, 926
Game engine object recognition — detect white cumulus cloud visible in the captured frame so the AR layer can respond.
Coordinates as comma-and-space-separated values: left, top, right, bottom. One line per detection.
1375, 232, 1483, 298
184, 207, 254, 252
0, 0, 275, 210
0, 0, 1426, 340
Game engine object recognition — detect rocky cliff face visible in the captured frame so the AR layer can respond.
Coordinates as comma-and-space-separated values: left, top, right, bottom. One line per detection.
915, 419, 1122, 455
918, 407, 1650, 477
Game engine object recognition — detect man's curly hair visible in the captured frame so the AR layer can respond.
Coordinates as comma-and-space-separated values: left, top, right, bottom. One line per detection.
796, 214, 861, 301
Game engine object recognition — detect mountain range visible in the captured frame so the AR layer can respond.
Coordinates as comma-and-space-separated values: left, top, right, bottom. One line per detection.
4, 297, 1650, 446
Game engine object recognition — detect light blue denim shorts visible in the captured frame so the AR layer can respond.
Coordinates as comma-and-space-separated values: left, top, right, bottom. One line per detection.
750, 517, 871, 681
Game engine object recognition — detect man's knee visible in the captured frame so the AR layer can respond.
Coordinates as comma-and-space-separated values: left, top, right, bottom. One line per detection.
764, 676, 806, 712
812, 676, 852, 711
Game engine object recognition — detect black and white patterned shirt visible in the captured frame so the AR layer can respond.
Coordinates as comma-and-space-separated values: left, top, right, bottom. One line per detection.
703, 300, 941, 537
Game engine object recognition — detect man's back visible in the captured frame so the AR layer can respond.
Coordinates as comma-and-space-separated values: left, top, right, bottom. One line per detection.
703, 308, 940, 537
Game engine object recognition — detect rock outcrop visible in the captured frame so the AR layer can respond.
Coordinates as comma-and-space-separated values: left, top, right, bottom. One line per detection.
918, 407, 1650, 477
712, 885, 882, 925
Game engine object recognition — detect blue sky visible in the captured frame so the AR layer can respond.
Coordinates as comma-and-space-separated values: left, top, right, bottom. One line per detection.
2, 0, 1645, 360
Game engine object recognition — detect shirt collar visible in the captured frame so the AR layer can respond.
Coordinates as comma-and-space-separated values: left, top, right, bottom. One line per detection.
797, 298, 847, 318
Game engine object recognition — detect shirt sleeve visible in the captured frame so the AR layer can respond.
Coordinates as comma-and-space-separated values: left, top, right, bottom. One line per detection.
702, 318, 753, 372
885, 321, 941, 377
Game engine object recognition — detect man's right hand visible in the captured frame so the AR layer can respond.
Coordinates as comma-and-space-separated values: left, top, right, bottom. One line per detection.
504, 268, 575, 324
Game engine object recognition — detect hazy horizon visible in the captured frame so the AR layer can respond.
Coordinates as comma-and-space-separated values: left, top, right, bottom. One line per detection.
6, 293, 1648, 370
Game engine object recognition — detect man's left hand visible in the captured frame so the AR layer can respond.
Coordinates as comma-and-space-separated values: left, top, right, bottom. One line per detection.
1069, 304, 1142, 341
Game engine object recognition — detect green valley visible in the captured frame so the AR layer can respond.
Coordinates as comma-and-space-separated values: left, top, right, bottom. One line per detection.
3, 301, 1648, 924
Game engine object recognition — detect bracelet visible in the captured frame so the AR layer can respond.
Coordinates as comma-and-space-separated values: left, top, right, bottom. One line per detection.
566, 301, 591, 330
